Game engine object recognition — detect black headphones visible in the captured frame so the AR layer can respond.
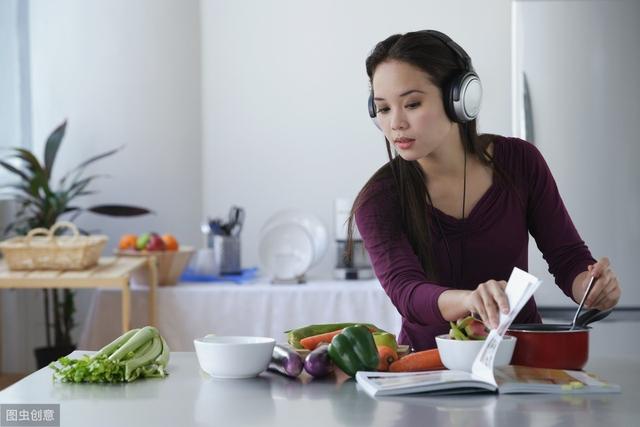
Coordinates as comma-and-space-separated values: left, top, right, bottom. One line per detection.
368, 30, 482, 126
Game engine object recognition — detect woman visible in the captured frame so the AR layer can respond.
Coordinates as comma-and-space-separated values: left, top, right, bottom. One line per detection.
347, 30, 621, 351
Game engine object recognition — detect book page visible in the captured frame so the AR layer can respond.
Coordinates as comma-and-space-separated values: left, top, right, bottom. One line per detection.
362, 370, 476, 389
493, 366, 620, 394
471, 268, 542, 386
355, 370, 496, 397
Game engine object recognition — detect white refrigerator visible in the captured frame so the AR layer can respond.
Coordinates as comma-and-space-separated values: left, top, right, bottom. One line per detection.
512, 0, 640, 307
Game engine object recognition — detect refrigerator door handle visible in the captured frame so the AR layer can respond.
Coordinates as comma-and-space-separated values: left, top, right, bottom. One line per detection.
522, 72, 535, 145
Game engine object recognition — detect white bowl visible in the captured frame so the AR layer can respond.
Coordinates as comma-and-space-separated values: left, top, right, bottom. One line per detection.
258, 223, 314, 280
435, 334, 517, 372
193, 335, 276, 379
261, 210, 328, 267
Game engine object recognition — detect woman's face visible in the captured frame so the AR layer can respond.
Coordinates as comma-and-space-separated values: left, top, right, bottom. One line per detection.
371, 60, 456, 161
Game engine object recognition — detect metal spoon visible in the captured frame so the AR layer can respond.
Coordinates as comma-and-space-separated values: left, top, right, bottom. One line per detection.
571, 275, 595, 330
574, 308, 613, 328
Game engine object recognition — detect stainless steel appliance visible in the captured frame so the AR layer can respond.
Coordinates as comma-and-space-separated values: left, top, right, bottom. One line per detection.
333, 198, 373, 280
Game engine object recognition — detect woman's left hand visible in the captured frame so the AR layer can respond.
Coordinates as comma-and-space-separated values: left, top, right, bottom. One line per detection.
582, 257, 621, 310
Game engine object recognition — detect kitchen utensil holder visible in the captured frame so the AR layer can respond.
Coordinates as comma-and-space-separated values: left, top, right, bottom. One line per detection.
214, 235, 241, 275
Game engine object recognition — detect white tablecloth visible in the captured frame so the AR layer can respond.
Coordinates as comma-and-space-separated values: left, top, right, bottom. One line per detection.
78, 279, 403, 351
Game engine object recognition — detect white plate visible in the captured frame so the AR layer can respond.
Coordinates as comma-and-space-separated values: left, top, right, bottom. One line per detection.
258, 223, 314, 280
261, 210, 328, 268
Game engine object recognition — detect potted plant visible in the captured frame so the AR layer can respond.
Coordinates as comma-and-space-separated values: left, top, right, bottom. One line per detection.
0, 120, 151, 368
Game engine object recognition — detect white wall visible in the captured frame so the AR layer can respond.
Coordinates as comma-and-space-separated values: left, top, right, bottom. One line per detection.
1, 0, 202, 373
200, 0, 513, 277
2, 0, 512, 373
0, 0, 21, 153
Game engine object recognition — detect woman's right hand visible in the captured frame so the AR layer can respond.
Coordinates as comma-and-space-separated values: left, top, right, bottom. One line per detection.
463, 280, 510, 329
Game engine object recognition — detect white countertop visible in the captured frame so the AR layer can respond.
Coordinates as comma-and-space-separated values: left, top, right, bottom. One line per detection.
0, 352, 638, 427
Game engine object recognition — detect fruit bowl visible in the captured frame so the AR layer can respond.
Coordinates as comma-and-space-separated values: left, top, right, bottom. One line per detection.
117, 246, 195, 286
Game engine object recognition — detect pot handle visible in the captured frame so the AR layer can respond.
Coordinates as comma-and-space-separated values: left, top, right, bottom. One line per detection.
575, 308, 613, 327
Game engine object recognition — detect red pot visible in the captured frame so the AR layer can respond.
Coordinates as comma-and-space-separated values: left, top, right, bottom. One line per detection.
507, 309, 611, 370
507, 325, 589, 370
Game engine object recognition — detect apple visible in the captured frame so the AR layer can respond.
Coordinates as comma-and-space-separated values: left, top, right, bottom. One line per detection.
136, 233, 151, 250
146, 233, 166, 251
464, 318, 489, 340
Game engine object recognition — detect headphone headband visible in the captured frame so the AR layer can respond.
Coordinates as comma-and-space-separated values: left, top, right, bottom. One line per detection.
423, 30, 473, 72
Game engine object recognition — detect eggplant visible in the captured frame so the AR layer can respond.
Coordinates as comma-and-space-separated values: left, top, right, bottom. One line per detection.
304, 344, 334, 378
268, 344, 303, 378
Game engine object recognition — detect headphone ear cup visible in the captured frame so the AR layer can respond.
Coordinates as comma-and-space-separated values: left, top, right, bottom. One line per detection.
368, 91, 382, 131
443, 78, 458, 123
450, 71, 482, 122
368, 92, 376, 119
460, 74, 482, 121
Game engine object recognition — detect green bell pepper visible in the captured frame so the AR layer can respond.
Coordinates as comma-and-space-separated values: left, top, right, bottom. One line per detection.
327, 325, 379, 377
372, 332, 398, 351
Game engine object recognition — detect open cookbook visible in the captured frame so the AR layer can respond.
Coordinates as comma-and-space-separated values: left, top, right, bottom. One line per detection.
356, 268, 621, 397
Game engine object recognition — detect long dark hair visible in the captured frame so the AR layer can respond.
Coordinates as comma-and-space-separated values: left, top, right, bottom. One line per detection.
345, 30, 505, 281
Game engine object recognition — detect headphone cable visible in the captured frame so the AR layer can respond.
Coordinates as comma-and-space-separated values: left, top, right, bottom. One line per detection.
425, 148, 466, 285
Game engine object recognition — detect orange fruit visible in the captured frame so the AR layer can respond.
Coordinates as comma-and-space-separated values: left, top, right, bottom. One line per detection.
161, 234, 179, 251
119, 234, 138, 250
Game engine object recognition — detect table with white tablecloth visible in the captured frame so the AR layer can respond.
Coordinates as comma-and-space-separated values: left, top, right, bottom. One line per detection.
78, 279, 403, 351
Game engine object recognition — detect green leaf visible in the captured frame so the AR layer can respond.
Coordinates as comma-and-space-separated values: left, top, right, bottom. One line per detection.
59, 146, 122, 188
49, 355, 127, 383
87, 204, 153, 217
30, 171, 54, 198
74, 191, 97, 197
44, 120, 67, 179
62, 206, 82, 214
0, 184, 40, 203
0, 160, 30, 182
63, 175, 94, 201
63, 174, 107, 201
12, 148, 45, 176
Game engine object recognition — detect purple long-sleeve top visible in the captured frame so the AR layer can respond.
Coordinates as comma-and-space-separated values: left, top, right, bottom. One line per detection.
355, 136, 595, 351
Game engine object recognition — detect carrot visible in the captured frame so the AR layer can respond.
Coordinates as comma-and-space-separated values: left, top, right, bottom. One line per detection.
298, 325, 379, 350
299, 329, 344, 350
376, 345, 399, 371
388, 348, 445, 372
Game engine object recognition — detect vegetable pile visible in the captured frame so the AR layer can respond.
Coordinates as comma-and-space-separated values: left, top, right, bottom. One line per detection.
49, 326, 170, 383
275, 322, 444, 378
449, 316, 489, 340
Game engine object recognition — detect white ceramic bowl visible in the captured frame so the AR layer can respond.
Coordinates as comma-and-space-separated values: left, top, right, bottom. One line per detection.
435, 334, 517, 372
193, 335, 276, 379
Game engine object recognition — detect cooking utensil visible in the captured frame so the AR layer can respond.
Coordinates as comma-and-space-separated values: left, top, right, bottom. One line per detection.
508, 308, 612, 370
209, 219, 225, 236
571, 275, 595, 330
229, 207, 245, 236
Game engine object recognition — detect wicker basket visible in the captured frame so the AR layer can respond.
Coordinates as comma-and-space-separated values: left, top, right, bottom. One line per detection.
116, 247, 195, 286
0, 221, 108, 271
